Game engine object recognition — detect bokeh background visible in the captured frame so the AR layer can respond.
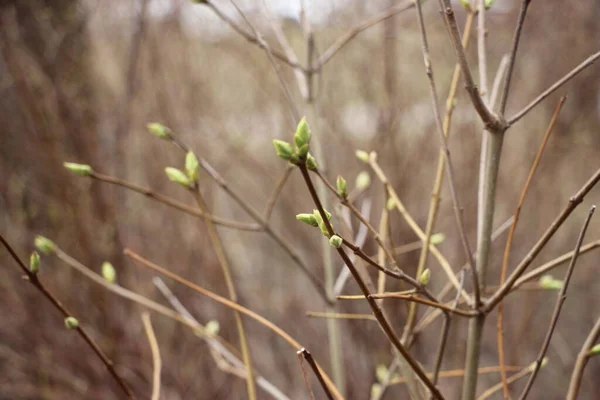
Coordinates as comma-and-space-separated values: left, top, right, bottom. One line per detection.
1, 0, 600, 399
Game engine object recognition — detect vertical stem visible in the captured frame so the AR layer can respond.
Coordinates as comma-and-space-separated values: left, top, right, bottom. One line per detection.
462, 131, 504, 400
193, 189, 257, 400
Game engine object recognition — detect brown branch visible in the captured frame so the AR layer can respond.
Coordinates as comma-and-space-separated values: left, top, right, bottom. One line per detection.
485, 166, 600, 311
298, 164, 445, 400
305, 312, 377, 321
298, 349, 335, 400
566, 315, 600, 400
296, 351, 316, 400
496, 97, 565, 397
141, 313, 162, 400
263, 164, 294, 222
508, 50, 600, 126
91, 172, 261, 231
519, 206, 595, 399
368, 293, 476, 318
0, 235, 136, 399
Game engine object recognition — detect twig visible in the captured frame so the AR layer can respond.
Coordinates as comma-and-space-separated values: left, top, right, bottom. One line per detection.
305, 312, 376, 321
369, 293, 476, 318
297, 351, 316, 400
477, 361, 542, 400
0, 235, 136, 399
263, 165, 294, 222
315, 1, 414, 69
498, 0, 532, 115
519, 206, 595, 399
153, 278, 291, 400
390, 364, 525, 386
298, 349, 335, 400
190, 183, 257, 400
298, 164, 444, 399
91, 172, 261, 231
486, 166, 600, 311
141, 313, 162, 400
414, 0, 480, 305
497, 97, 565, 398
436, 0, 503, 131
512, 240, 600, 290
566, 315, 600, 400
124, 249, 343, 399
508, 50, 600, 126
404, 7, 476, 346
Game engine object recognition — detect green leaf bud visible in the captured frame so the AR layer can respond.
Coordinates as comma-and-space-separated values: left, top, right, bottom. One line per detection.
313, 209, 333, 237
336, 175, 348, 198
355, 171, 371, 191
102, 262, 116, 284
376, 364, 389, 383
65, 317, 79, 330
146, 122, 171, 139
296, 143, 310, 158
356, 150, 370, 163
485, 0, 495, 9
204, 320, 220, 337
589, 344, 600, 357
185, 151, 200, 182
165, 167, 192, 189
539, 275, 563, 290
386, 198, 396, 211
296, 213, 319, 227
30, 251, 40, 274
459, 0, 471, 11
63, 162, 92, 177
418, 268, 431, 286
273, 139, 294, 161
294, 117, 312, 149
430, 233, 446, 245
306, 153, 318, 170
329, 235, 343, 249
35, 236, 56, 256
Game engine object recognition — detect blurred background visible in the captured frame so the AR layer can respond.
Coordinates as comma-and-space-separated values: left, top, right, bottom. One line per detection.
1, 0, 600, 398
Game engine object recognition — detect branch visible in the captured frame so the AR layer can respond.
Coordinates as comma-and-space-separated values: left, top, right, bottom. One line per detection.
141, 313, 162, 400
519, 206, 595, 399
508, 50, 600, 126
566, 315, 600, 400
298, 349, 335, 400
0, 234, 136, 399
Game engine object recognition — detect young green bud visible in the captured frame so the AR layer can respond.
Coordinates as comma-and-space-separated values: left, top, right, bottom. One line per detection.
296, 143, 310, 158
63, 162, 92, 177
336, 175, 348, 198
329, 235, 343, 248
64, 317, 79, 330
296, 213, 319, 227
35, 236, 56, 255
185, 151, 200, 182
204, 320, 220, 337
589, 344, 600, 357
370, 384, 382, 399
30, 252, 40, 274
147, 122, 171, 139
356, 150, 370, 163
539, 275, 563, 290
376, 364, 389, 384
485, 0, 495, 9
102, 262, 116, 284
430, 233, 446, 245
386, 198, 396, 211
306, 153, 318, 170
418, 268, 431, 286
355, 171, 371, 191
313, 209, 333, 237
294, 117, 312, 149
165, 167, 192, 188
273, 139, 294, 161
459, 0, 471, 11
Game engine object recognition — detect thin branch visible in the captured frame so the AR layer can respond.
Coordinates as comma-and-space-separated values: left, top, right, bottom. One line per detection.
414, 0, 480, 305
497, 97, 565, 398
298, 349, 335, 400
486, 166, 600, 311
141, 313, 162, 400
0, 235, 136, 399
436, 0, 503, 131
124, 249, 343, 399
390, 365, 525, 386
508, 50, 600, 126
298, 164, 445, 400
477, 362, 541, 400
315, 1, 414, 69
566, 315, 600, 400
519, 206, 595, 399
297, 351, 316, 400
91, 172, 261, 231
368, 293, 476, 318
263, 164, 294, 222
305, 312, 377, 321
498, 0, 532, 115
